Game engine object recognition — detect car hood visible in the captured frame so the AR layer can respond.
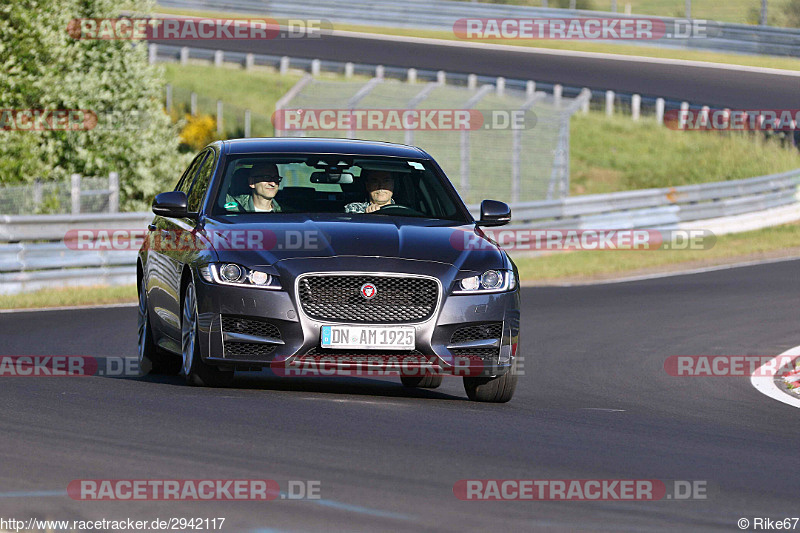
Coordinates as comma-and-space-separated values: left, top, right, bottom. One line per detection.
200, 213, 503, 271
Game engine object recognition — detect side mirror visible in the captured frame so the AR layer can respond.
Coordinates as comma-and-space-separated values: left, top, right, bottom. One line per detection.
152, 191, 193, 219
477, 200, 511, 227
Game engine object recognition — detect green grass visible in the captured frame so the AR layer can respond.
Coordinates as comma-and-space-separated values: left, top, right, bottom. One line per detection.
570, 111, 800, 194
0, 285, 137, 310
155, 6, 800, 72
512, 221, 800, 282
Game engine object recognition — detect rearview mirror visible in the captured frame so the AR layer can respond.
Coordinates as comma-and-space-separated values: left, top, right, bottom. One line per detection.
477, 200, 511, 227
310, 171, 354, 184
152, 191, 194, 219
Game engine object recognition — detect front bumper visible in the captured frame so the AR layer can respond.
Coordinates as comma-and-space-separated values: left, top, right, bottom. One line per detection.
193, 257, 520, 377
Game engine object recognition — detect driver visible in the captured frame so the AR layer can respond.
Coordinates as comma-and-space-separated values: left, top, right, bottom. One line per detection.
344, 170, 396, 213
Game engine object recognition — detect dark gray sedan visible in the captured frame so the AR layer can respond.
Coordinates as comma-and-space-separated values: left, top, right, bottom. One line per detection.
137, 138, 520, 402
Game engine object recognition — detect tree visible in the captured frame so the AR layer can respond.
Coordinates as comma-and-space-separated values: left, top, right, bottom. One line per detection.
0, 0, 189, 210
785, 0, 800, 26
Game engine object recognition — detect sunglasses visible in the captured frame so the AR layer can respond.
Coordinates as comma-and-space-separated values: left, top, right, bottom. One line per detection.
251, 175, 282, 183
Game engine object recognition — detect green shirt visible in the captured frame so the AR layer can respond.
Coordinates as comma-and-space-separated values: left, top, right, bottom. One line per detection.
224, 194, 281, 213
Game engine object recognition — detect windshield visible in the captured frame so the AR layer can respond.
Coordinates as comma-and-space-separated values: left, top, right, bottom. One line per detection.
210, 154, 470, 222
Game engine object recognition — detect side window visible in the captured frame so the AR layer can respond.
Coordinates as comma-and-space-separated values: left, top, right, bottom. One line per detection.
187, 149, 217, 212
175, 151, 207, 194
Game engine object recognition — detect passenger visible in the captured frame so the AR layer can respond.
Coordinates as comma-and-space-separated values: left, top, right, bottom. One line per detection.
224, 162, 282, 212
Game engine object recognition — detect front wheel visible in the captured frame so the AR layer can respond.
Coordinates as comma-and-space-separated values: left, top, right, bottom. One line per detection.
181, 282, 234, 387
463, 364, 517, 403
138, 275, 181, 375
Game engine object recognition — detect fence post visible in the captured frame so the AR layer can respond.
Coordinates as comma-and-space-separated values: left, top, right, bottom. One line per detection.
496, 77, 505, 96
71, 174, 81, 215
165, 84, 172, 112
311, 59, 321, 76
553, 84, 562, 107
611, 0, 617, 11
148, 43, 157, 65
244, 109, 251, 138
605, 90, 615, 116
108, 172, 119, 213
679, 101, 690, 129
280, 56, 290, 75
180, 46, 189, 65
407, 68, 417, 83
375, 65, 385, 79
631, 94, 641, 120
467, 74, 477, 90
655, 98, 665, 125
216, 100, 223, 136
214, 50, 224, 67
345, 62, 354, 78
190, 92, 197, 116
581, 88, 590, 113
526, 81, 535, 97
437, 70, 446, 84
245, 53, 254, 70
33, 179, 43, 210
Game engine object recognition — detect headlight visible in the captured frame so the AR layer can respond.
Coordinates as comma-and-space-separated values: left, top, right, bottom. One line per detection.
453, 269, 516, 294
199, 263, 281, 290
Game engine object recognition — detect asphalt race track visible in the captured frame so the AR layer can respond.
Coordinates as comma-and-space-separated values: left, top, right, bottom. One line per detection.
152, 33, 800, 109
0, 259, 798, 531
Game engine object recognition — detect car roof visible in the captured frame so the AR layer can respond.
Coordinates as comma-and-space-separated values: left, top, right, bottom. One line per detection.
219, 138, 431, 158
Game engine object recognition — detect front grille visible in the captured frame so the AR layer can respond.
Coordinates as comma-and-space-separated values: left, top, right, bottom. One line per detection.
224, 342, 277, 359
222, 316, 281, 338
221, 316, 281, 359
298, 275, 438, 323
450, 322, 502, 360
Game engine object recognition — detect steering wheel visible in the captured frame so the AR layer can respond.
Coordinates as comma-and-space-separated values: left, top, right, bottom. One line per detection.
376, 204, 424, 216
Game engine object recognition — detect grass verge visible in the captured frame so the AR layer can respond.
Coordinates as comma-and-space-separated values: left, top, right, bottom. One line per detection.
512, 220, 800, 283
0, 284, 137, 310
155, 6, 800, 72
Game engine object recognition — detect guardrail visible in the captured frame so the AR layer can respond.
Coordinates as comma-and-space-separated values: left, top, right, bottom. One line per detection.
1, 170, 798, 294
157, 0, 800, 57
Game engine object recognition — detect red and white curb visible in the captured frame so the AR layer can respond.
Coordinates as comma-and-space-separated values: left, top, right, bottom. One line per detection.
751, 345, 800, 408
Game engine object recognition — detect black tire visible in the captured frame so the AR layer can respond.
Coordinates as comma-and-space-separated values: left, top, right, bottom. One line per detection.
400, 374, 443, 389
138, 274, 181, 375
181, 282, 234, 387
463, 364, 518, 403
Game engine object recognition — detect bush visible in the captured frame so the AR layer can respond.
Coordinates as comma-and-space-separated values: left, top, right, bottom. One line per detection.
180, 114, 219, 152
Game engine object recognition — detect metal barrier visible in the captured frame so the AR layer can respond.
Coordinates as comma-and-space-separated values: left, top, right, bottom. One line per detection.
157, 0, 800, 57
1, 170, 798, 294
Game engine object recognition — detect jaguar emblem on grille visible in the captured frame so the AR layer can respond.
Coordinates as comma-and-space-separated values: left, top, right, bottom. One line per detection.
360, 283, 377, 299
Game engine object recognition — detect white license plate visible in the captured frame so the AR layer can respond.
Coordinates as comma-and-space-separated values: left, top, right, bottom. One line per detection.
320, 325, 415, 350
